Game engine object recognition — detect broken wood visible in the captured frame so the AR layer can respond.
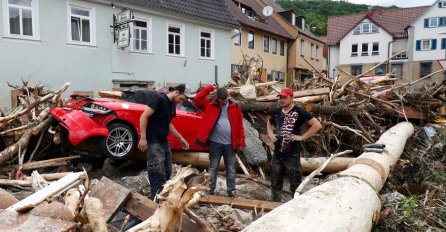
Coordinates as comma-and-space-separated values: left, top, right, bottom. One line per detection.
27, 201, 70, 220
63, 188, 80, 221
31, 170, 49, 192
88, 176, 131, 222
128, 168, 209, 232
244, 122, 414, 232
351, 114, 374, 142
184, 209, 214, 232
0, 155, 81, 172
236, 154, 250, 176
199, 195, 281, 212
173, 152, 225, 170
256, 88, 330, 101
80, 197, 108, 232
0, 188, 19, 209
0, 179, 32, 187
0, 209, 76, 232
300, 157, 354, 174
7, 172, 86, 213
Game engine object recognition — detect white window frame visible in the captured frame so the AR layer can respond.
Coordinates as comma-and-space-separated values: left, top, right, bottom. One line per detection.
67, 1, 96, 46
372, 42, 379, 55
2, 0, 40, 40
351, 44, 358, 56
248, 30, 255, 49
130, 16, 152, 54
263, 35, 270, 53
316, 45, 319, 59
429, 18, 439, 28
311, 43, 315, 59
272, 38, 277, 54
233, 29, 240, 46
361, 43, 369, 56
199, 27, 214, 59
441, 1, 446, 8
300, 39, 304, 56
166, 21, 185, 57
421, 39, 432, 51
361, 22, 371, 34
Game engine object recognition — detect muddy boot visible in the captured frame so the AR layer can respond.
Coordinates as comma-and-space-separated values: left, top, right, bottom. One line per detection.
271, 190, 282, 202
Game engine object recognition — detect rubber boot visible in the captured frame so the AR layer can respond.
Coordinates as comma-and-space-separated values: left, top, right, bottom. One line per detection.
272, 189, 282, 202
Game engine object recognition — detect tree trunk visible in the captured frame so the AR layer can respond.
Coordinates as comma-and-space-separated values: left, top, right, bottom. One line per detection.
80, 197, 108, 232
243, 122, 414, 232
64, 188, 81, 221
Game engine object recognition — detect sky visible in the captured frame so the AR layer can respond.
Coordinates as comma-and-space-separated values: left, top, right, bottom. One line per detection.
340, 0, 437, 7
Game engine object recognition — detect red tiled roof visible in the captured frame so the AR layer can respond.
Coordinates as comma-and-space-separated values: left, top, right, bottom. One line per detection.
224, 0, 294, 39
327, 6, 429, 45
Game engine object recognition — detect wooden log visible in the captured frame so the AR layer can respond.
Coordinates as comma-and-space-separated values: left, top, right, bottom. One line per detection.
256, 88, 330, 101
31, 116, 54, 136
0, 129, 32, 166
28, 201, 70, 220
81, 197, 108, 232
235, 100, 277, 112
88, 176, 131, 222
243, 122, 414, 232
25, 172, 70, 181
7, 172, 86, 213
0, 209, 76, 232
199, 195, 281, 212
300, 157, 354, 174
0, 188, 18, 209
293, 95, 326, 104
173, 152, 225, 170
64, 188, 80, 221
0, 155, 81, 172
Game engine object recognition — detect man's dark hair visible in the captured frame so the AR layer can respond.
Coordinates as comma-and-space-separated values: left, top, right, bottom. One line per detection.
216, 87, 228, 99
173, 84, 186, 94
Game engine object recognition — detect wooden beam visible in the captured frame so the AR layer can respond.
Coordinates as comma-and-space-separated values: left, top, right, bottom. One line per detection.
257, 88, 330, 101
0, 209, 76, 232
123, 191, 209, 232
198, 195, 281, 212
0, 156, 80, 172
89, 176, 131, 222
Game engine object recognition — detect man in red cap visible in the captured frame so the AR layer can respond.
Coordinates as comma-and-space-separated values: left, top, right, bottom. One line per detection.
267, 87, 322, 202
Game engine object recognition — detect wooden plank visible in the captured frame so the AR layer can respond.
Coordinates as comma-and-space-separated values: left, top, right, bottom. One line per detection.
257, 87, 330, 101
89, 176, 131, 222
199, 195, 281, 212
0, 155, 80, 172
123, 191, 208, 232
0, 209, 76, 232
7, 172, 85, 212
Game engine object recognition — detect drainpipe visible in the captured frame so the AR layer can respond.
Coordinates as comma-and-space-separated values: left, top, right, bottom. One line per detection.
287, 36, 298, 87
327, 45, 331, 78
387, 40, 394, 74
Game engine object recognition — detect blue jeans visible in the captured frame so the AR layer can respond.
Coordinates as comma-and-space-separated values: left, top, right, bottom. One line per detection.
208, 141, 236, 193
146, 142, 172, 199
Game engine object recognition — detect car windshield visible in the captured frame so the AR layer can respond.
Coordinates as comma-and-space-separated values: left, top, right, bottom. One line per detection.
177, 100, 199, 113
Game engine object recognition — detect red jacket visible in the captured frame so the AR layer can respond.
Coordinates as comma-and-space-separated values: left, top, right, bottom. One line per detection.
194, 85, 246, 150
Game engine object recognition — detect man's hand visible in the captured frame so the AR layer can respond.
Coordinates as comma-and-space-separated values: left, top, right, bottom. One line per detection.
138, 138, 148, 152
268, 132, 277, 142
290, 134, 304, 142
180, 138, 189, 150
212, 83, 219, 90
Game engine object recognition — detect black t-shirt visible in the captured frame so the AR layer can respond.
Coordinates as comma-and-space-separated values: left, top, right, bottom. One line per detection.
146, 93, 176, 144
269, 105, 313, 154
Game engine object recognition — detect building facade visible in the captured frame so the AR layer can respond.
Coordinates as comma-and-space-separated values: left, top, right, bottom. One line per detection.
0, 0, 238, 108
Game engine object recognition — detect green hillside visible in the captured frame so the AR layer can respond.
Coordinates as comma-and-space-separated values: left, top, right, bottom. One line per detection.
276, 0, 398, 36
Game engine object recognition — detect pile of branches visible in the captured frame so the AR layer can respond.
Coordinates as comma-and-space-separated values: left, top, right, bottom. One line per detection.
228, 52, 446, 156
0, 80, 71, 167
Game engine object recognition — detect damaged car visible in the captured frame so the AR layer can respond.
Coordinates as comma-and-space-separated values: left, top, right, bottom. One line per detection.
50, 91, 206, 160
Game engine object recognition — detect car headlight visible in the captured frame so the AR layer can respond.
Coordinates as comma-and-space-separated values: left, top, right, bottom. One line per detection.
81, 103, 112, 116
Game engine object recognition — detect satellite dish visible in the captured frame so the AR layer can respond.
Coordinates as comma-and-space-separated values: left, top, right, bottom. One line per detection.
263, 6, 273, 17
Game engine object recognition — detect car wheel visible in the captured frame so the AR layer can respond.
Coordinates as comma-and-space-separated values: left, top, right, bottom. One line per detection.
100, 123, 136, 160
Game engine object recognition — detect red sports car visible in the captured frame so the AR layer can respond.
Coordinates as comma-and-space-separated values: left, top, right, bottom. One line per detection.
50, 91, 206, 160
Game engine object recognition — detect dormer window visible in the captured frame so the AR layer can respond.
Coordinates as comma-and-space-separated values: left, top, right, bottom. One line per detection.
353, 22, 379, 35
234, 1, 259, 22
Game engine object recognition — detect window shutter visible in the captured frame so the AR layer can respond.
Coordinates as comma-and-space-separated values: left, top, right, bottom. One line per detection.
432, 39, 437, 50
442, 38, 446, 49
425, 19, 429, 28
441, 17, 445, 26
440, 2, 443, 8
416, 40, 421, 51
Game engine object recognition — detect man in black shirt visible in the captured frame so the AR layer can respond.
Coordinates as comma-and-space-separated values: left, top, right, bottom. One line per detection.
267, 88, 322, 202
138, 84, 192, 199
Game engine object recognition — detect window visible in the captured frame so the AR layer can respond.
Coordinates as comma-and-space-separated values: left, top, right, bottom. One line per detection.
278, 71, 285, 83
199, 29, 213, 58
272, 38, 277, 54
440, 1, 446, 8
316, 45, 320, 59
416, 39, 437, 51
353, 22, 379, 35
279, 40, 285, 56
131, 19, 151, 52
167, 23, 184, 56
372, 42, 379, 55
231, 64, 240, 74
351, 44, 358, 56
393, 51, 407, 59
361, 43, 368, 56
351, 65, 362, 76
391, 63, 403, 78
311, 43, 315, 59
429, 18, 439, 27
4, 0, 39, 39
233, 29, 240, 46
248, 31, 254, 49
420, 62, 432, 77
271, 71, 285, 83
263, 35, 270, 52
300, 39, 304, 56
68, 3, 95, 45
375, 64, 386, 75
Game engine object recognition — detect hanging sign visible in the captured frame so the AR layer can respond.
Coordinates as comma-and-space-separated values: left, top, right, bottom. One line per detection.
117, 27, 130, 49
117, 10, 132, 24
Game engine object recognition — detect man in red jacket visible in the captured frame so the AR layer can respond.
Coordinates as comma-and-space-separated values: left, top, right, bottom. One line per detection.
195, 84, 245, 197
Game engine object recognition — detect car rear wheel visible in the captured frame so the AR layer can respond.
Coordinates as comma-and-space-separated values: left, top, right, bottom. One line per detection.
100, 123, 136, 160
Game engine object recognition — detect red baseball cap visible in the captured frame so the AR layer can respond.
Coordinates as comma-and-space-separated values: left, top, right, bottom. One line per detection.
278, 88, 294, 98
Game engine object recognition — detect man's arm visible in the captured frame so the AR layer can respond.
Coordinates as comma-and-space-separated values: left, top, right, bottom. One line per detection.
266, 118, 277, 142
138, 107, 154, 151
291, 118, 322, 141
237, 109, 246, 148
194, 84, 216, 108
169, 123, 189, 150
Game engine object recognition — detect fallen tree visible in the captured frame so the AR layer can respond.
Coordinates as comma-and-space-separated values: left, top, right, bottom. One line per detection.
243, 122, 414, 232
